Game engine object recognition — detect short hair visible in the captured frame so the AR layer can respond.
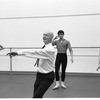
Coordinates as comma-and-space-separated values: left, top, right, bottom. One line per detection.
49, 32, 54, 39
57, 30, 64, 35
44, 32, 54, 39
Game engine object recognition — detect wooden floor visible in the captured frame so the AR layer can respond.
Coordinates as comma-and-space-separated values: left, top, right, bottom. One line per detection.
0, 73, 100, 98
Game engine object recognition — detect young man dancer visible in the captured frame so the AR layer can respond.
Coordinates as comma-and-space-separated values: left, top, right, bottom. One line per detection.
52, 30, 74, 89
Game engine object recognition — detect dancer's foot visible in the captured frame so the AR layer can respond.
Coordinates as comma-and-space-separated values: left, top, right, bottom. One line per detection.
52, 81, 60, 90
52, 84, 60, 90
61, 82, 66, 89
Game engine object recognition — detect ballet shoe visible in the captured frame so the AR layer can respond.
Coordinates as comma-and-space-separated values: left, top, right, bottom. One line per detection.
52, 84, 60, 90
61, 82, 67, 89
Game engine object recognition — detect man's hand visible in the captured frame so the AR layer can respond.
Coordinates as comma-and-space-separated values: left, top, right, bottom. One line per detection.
7, 52, 18, 57
0, 45, 4, 51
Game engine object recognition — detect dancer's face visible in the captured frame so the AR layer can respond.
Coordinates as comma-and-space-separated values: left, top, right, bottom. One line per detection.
43, 32, 53, 44
58, 33, 64, 39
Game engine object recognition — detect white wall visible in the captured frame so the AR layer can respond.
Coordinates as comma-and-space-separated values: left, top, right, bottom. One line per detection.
0, 0, 100, 47
0, 0, 100, 73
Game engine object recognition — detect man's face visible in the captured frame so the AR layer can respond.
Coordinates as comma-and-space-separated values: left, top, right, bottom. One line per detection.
43, 33, 52, 44
58, 33, 64, 39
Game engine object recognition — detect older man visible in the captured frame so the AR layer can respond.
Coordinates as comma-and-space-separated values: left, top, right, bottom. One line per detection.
7, 32, 55, 98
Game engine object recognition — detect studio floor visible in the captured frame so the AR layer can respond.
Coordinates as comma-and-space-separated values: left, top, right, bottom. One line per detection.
0, 73, 100, 98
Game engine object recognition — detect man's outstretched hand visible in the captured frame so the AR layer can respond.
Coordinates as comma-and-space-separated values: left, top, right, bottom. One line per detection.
7, 52, 18, 57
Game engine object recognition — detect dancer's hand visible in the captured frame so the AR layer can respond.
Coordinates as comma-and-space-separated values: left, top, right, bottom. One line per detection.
97, 62, 100, 71
96, 66, 100, 71
0, 45, 4, 51
70, 58, 74, 63
7, 52, 18, 57
53, 36, 59, 40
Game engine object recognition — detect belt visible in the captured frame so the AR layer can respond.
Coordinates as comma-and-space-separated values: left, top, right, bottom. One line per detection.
37, 71, 54, 75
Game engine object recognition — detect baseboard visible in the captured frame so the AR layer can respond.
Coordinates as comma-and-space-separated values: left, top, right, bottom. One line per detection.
0, 71, 36, 75
66, 72, 100, 77
0, 71, 100, 76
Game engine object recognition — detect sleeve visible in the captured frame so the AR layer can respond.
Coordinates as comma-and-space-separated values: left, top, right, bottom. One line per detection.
17, 49, 51, 59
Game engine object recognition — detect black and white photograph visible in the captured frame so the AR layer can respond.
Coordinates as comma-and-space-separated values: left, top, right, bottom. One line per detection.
0, 0, 100, 99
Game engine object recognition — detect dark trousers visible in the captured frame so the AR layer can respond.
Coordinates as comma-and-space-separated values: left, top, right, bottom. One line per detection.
55, 53, 67, 82
33, 71, 54, 98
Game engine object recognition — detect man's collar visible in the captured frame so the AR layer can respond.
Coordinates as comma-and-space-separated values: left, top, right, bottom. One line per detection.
45, 43, 52, 47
